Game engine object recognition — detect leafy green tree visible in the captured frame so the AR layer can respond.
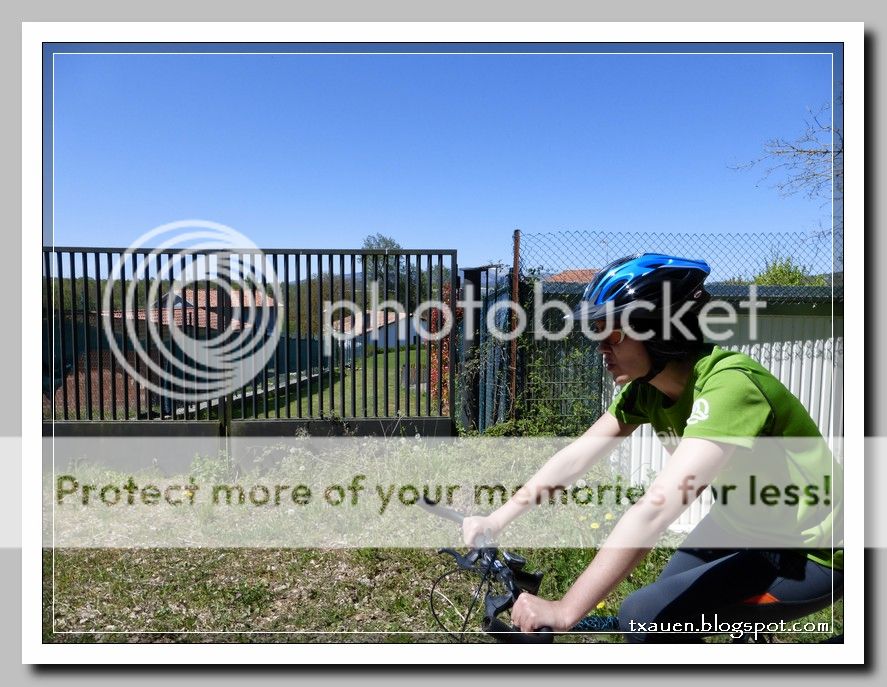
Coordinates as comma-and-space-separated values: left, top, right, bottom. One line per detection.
361, 233, 402, 253
360, 233, 404, 302
752, 255, 827, 286
359, 233, 450, 308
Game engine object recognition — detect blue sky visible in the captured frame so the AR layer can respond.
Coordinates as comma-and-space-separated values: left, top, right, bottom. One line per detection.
49, 45, 836, 268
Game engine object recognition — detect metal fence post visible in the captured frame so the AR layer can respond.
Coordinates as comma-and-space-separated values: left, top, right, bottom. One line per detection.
460, 268, 481, 431
510, 229, 520, 420
448, 254, 458, 423
218, 253, 233, 442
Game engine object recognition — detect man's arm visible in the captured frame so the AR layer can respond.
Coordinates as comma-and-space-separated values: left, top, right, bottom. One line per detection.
463, 412, 636, 545
510, 437, 735, 632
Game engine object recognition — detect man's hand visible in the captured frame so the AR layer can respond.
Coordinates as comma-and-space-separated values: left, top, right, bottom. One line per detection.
461, 515, 499, 547
510, 593, 573, 633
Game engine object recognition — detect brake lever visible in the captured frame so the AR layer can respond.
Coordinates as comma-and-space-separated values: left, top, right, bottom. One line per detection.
437, 547, 480, 570
485, 591, 515, 620
512, 568, 544, 596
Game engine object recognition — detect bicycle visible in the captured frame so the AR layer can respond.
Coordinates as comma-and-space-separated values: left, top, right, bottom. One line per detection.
418, 498, 795, 644
418, 498, 620, 644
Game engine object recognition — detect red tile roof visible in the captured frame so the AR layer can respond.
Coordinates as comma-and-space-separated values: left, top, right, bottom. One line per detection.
333, 310, 405, 335
332, 310, 429, 334
178, 287, 276, 309
104, 288, 277, 331
547, 269, 598, 284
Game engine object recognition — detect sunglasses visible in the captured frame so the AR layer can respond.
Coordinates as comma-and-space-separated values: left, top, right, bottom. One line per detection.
593, 327, 626, 345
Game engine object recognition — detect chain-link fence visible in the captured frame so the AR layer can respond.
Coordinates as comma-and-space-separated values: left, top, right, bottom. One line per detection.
520, 229, 841, 298
499, 229, 843, 435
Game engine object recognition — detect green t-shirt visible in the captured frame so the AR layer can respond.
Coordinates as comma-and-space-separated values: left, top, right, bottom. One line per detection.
608, 345, 843, 570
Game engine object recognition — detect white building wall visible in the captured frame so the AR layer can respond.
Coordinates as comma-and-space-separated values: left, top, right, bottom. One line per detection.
371, 318, 423, 347
343, 317, 425, 364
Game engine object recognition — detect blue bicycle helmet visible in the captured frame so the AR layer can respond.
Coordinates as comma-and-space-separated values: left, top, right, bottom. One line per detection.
572, 253, 711, 322
573, 253, 712, 383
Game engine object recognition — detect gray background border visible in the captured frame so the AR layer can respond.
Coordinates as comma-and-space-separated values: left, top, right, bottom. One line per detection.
6, 0, 882, 681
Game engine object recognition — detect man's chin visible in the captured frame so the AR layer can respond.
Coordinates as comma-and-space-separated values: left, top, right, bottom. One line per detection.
608, 370, 632, 386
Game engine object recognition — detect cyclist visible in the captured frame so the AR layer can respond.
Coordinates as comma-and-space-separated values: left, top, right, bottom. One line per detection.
463, 253, 843, 642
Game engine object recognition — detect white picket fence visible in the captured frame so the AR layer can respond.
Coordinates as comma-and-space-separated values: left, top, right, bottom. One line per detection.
604, 313, 844, 531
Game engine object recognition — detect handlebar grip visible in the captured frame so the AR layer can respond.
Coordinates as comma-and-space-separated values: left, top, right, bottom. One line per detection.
419, 498, 494, 547
484, 617, 554, 644
418, 497, 466, 524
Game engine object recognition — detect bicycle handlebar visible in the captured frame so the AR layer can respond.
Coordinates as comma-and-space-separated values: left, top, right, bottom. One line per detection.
419, 497, 554, 643
418, 497, 494, 547
484, 617, 555, 644
416, 497, 466, 525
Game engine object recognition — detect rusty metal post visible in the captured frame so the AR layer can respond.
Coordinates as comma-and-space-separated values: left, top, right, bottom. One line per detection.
510, 229, 520, 419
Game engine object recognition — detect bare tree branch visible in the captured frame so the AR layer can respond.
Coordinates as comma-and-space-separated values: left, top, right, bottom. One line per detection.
731, 92, 843, 208
730, 91, 843, 269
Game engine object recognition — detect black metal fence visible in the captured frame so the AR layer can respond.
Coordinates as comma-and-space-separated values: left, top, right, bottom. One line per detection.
455, 264, 512, 433
43, 247, 458, 433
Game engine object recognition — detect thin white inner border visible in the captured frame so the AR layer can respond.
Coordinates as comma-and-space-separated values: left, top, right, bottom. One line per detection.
22, 21, 864, 665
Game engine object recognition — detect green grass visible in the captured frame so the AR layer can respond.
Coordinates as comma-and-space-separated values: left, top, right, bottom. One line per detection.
44, 344, 444, 423
234, 344, 440, 420
43, 546, 843, 644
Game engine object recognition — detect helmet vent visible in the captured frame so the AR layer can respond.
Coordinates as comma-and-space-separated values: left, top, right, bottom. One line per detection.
600, 279, 627, 303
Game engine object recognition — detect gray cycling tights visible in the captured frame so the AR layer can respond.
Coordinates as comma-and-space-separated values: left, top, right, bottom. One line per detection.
618, 516, 843, 643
